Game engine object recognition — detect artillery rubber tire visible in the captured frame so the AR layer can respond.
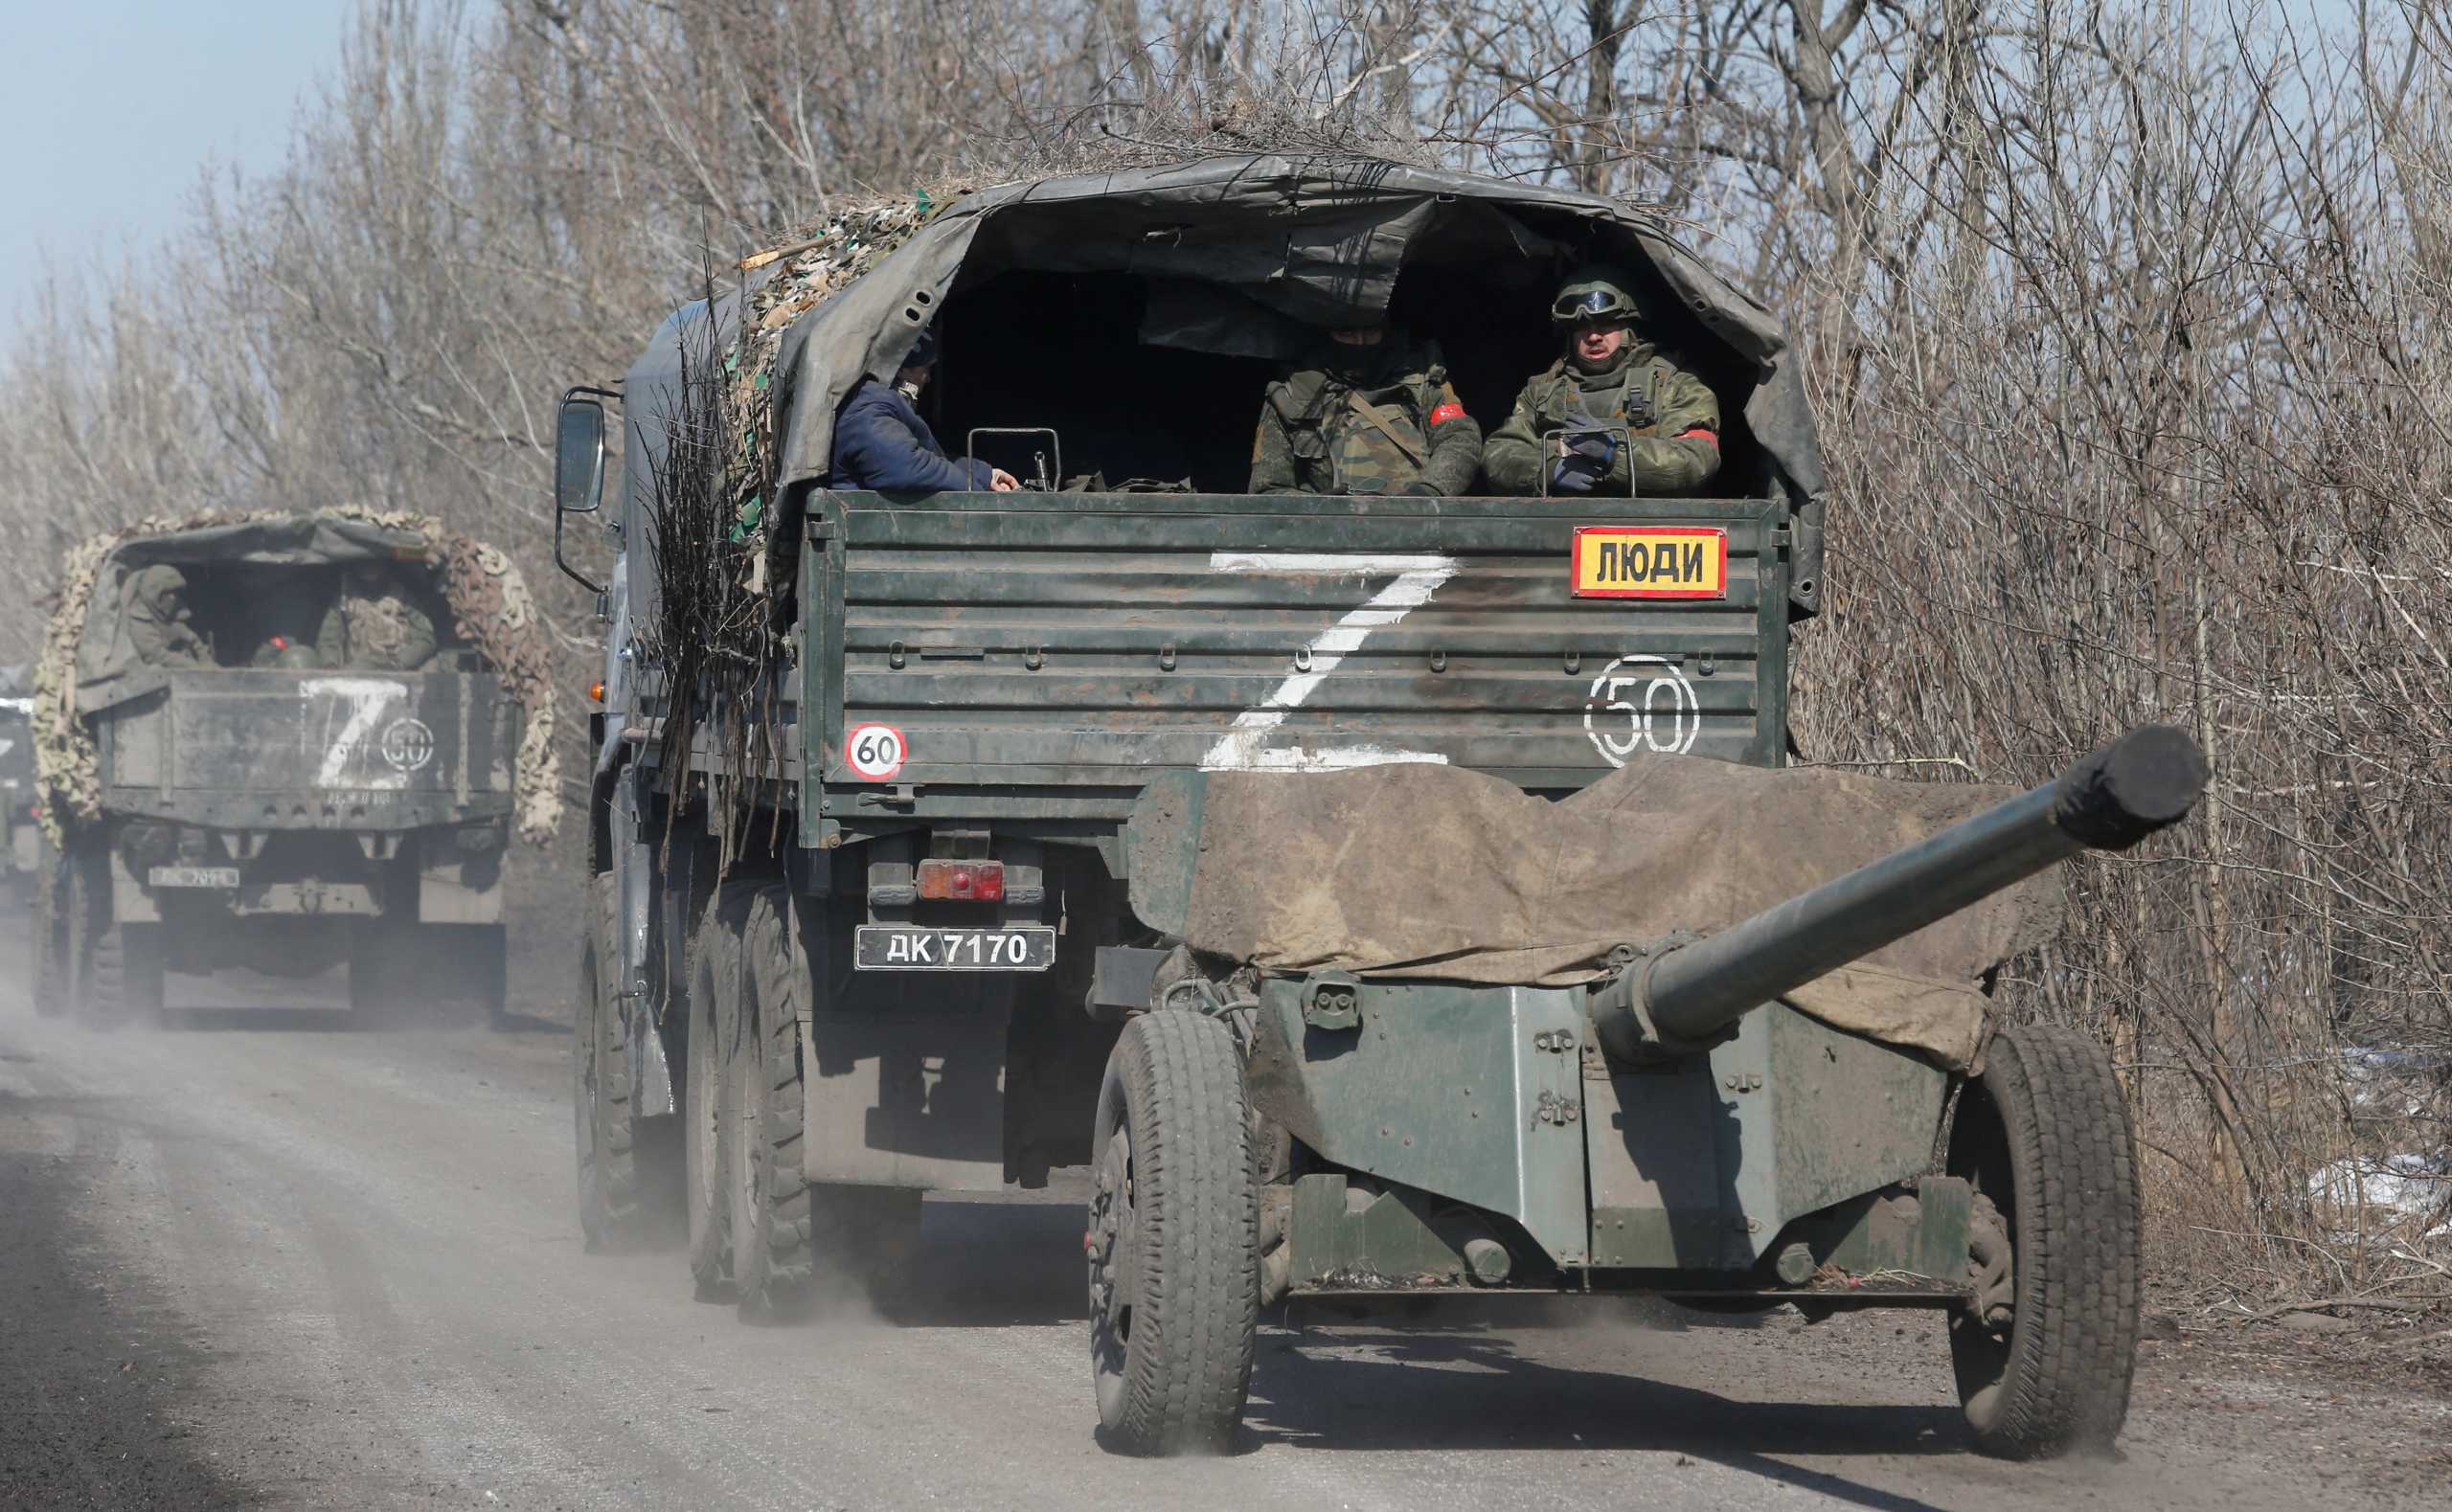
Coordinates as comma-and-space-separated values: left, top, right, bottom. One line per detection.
684, 888, 749, 1302
1087, 1010, 1258, 1456
574, 873, 648, 1252
730, 885, 818, 1322
1948, 1023, 2142, 1458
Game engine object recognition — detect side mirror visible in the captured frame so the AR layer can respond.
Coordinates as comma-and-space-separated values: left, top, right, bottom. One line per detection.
554, 386, 620, 595
556, 396, 606, 515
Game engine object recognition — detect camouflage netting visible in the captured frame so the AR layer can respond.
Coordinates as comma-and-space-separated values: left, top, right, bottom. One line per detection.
33, 507, 562, 847
721, 192, 958, 550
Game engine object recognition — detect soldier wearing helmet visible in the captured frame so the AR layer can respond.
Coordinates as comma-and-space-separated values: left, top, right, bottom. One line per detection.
1482, 265, 1721, 497
1248, 311, 1483, 497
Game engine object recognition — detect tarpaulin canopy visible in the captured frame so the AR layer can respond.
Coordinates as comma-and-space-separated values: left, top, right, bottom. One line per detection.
1125, 758, 2063, 1071
624, 154, 1829, 615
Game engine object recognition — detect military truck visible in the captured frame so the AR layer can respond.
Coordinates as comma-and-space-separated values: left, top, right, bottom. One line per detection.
31, 511, 556, 1024
559, 155, 2192, 1459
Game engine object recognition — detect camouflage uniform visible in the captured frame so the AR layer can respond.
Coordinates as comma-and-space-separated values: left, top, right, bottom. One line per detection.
1249, 340, 1483, 497
315, 567, 439, 671
125, 566, 212, 668
1483, 266, 1722, 497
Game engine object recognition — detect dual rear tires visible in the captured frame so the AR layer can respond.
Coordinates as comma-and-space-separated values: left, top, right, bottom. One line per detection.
676, 881, 920, 1321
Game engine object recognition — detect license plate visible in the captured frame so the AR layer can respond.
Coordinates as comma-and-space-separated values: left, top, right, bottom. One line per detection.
148, 865, 240, 889
1571, 526, 1727, 599
854, 925, 1056, 972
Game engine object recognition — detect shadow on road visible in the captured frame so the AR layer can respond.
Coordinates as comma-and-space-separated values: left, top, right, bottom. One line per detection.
1242, 1320, 1968, 1511
887, 1197, 1090, 1328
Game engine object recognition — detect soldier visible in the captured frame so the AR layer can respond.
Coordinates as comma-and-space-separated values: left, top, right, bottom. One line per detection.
1483, 265, 1721, 497
315, 563, 440, 671
1248, 316, 1482, 497
125, 565, 213, 667
830, 327, 1019, 493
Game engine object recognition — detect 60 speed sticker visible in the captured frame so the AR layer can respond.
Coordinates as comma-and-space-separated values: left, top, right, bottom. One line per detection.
843, 722, 908, 781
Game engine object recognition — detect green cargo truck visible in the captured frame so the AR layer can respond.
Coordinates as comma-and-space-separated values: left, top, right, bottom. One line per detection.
31, 512, 544, 1024
561, 155, 2191, 1459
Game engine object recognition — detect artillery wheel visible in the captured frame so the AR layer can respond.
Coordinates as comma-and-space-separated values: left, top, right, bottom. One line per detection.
730, 885, 818, 1322
683, 887, 748, 1302
1947, 1023, 2142, 1457
1086, 1010, 1258, 1456
574, 872, 648, 1251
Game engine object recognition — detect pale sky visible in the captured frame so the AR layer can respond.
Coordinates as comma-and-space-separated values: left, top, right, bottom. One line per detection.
0, 0, 346, 324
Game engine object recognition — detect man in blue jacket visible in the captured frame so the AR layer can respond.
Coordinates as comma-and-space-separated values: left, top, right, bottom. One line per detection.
829, 328, 1018, 492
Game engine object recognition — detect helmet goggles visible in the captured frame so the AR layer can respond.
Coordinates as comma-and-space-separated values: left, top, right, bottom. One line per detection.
1551, 286, 1633, 325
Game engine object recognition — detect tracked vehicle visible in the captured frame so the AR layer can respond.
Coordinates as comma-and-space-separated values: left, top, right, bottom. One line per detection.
560, 154, 2192, 1458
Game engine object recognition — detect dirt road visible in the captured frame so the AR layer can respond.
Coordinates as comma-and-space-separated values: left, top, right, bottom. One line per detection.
1, 948, 2443, 1511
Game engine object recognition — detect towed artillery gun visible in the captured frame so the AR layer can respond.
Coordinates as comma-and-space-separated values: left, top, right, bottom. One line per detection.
556, 152, 2193, 1461
30, 511, 557, 1023
1091, 725, 2199, 1456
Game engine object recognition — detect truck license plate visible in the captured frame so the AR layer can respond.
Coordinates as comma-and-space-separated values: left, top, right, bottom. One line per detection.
854, 925, 1056, 972
148, 865, 240, 889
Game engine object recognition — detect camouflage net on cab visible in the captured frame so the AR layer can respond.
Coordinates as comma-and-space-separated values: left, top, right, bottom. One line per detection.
33, 507, 563, 847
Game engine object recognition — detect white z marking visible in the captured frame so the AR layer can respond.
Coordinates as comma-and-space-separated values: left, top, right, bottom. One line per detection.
302, 677, 413, 791
1201, 553, 1458, 772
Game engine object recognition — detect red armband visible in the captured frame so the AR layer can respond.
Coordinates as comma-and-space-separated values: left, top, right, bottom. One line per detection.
1428, 401, 1467, 426
1676, 427, 1719, 448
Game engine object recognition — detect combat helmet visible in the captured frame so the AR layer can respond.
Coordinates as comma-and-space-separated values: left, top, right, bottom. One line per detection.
1550, 264, 1640, 325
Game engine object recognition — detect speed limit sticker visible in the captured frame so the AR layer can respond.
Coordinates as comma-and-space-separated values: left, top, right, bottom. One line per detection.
843, 722, 908, 781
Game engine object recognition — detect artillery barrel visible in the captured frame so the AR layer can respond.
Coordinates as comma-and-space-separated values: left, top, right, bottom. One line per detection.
1623, 725, 2207, 1047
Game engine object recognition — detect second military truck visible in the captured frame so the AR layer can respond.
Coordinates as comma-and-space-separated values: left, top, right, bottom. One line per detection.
32, 510, 547, 1023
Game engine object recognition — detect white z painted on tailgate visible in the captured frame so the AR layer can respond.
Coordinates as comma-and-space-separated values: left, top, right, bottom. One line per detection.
1200, 553, 1458, 772
302, 677, 413, 791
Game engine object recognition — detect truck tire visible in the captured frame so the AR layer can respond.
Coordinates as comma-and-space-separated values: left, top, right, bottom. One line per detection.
574, 873, 648, 1251
1086, 1010, 1258, 1456
64, 846, 110, 1027
1948, 1022, 2142, 1458
730, 885, 817, 1322
469, 924, 511, 1027
31, 850, 67, 1018
683, 889, 748, 1302
87, 924, 165, 1026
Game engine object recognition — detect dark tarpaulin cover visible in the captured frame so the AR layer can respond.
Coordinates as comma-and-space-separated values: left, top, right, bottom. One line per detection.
624, 154, 1828, 614
1127, 758, 2063, 1071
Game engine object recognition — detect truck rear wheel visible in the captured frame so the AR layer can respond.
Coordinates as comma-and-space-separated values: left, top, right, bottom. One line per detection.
730, 885, 817, 1322
87, 924, 165, 1026
574, 873, 648, 1251
683, 889, 747, 1302
1947, 1023, 2142, 1458
31, 844, 67, 1018
1087, 1010, 1258, 1456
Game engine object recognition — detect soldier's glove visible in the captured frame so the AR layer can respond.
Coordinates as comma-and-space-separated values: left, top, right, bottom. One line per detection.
1550, 429, 1615, 494
1400, 482, 1443, 498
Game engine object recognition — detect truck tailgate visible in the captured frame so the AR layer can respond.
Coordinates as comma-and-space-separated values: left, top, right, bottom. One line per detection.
805, 492, 1788, 824
98, 669, 518, 827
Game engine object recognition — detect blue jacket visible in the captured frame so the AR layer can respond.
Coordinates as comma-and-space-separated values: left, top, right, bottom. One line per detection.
829, 379, 996, 492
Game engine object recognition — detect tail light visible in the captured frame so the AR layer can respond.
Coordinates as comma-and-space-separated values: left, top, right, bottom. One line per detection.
916, 859, 1004, 902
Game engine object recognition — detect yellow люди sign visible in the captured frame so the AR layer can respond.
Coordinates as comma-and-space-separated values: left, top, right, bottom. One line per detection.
1571, 527, 1728, 599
